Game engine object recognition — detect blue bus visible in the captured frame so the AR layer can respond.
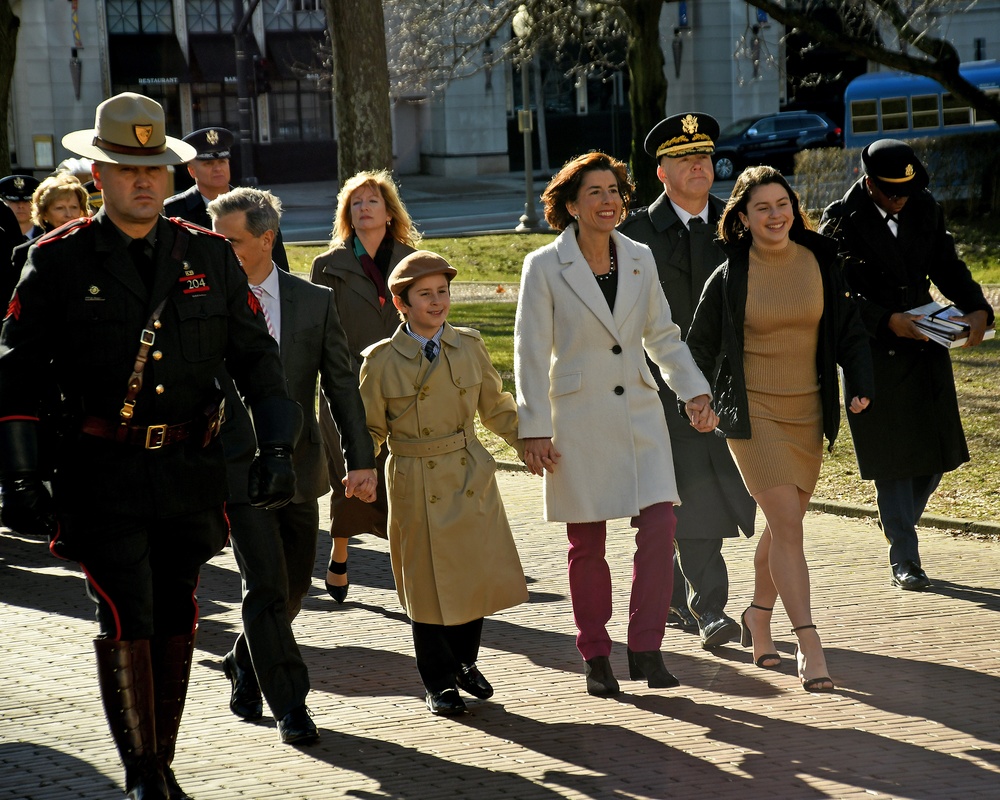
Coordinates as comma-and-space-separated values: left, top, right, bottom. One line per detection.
844, 61, 1000, 148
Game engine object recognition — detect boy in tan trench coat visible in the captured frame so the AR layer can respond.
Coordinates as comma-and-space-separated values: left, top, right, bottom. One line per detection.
359, 250, 527, 716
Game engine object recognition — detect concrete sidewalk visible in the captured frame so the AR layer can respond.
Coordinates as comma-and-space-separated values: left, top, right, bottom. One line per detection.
2, 470, 999, 799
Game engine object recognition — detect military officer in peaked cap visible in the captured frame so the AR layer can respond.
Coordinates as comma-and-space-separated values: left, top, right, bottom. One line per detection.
1, 173, 43, 239
165, 126, 289, 271
820, 139, 994, 592
619, 112, 757, 651
0, 92, 301, 800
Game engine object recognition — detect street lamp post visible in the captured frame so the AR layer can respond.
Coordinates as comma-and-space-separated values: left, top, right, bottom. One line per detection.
513, 7, 538, 232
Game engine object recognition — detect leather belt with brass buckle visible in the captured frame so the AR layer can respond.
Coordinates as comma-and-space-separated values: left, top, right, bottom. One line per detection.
82, 416, 193, 449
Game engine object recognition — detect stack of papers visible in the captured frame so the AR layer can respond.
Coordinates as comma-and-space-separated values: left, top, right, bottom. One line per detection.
908, 301, 996, 348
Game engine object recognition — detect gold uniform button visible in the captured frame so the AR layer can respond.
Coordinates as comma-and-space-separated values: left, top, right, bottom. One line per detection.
421, 427, 430, 436
152, 350, 163, 361
466, 489, 474, 497
460, 457, 467, 465
419, 393, 426, 400
429, 495, 438, 503
153, 320, 162, 329
459, 388, 467, 395
428, 460, 436, 469
155, 384, 165, 394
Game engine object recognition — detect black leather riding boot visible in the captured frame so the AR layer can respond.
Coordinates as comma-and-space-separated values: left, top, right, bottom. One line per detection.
94, 638, 169, 800
151, 633, 196, 800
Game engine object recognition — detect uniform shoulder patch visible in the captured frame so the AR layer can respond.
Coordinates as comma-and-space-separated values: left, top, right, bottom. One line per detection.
36, 216, 93, 246
168, 217, 225, 238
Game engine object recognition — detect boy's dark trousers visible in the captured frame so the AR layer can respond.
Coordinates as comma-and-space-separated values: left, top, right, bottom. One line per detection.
411, 618, 484, 692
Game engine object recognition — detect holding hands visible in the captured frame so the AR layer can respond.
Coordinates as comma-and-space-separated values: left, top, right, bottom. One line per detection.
684, 394, 718, 433
344, 469, 378, 503
524, 437, 561, 476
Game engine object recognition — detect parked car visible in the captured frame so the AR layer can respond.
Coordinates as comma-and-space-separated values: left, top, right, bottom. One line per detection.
712, 111, 844, 179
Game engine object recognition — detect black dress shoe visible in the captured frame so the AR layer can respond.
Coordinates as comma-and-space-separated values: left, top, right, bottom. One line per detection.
425, 688, 467, 716
892, 561, 931, 591
455, 663, 494, 699
698, 610, 741, 649
626, 648, 680, 689
222, 652, 263, 721
277, 705, 319, 744
667, 605, 699, 633
584, 655, 621, 696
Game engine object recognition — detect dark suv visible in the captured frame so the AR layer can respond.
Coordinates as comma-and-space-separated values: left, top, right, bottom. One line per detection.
712, 111, 843, 180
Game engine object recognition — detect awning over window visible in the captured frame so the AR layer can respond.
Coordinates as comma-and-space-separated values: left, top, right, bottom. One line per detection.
109, 34, 191, 86
188, 34, 261, 85
266, 32, 326, 81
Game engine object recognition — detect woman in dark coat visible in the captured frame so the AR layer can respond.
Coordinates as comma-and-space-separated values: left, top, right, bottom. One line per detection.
309, 170, 419, 601
686, 166, 874, 692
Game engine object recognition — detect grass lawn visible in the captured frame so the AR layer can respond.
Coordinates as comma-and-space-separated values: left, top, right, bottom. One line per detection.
289, 230, 999, 523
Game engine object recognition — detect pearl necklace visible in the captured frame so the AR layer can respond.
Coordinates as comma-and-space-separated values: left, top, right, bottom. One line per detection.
594, 240, 617, 282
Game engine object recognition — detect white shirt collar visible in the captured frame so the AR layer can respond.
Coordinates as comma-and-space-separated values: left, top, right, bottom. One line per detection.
669, 199, 709, 229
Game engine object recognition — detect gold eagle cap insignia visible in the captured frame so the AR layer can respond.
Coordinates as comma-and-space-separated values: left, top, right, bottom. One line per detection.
904, 164, 915, 178
207, 129, 219, 145
13, 177, 24, 190
133, 125, 153, 147
682, 115, 699, 135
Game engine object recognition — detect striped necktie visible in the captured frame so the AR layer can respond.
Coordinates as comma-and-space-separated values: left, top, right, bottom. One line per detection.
251, 285, 277, 341
423, 340, 437, 362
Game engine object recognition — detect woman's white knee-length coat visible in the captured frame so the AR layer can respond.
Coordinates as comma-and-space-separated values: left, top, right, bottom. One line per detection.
514, 227, 712, 523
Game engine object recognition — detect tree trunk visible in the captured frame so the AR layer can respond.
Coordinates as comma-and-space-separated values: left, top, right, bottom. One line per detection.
622, 0, 667, 207
0, 2, 19, 176
325, 0, 394, 183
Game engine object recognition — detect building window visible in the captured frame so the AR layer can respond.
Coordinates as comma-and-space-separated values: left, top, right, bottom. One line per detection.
191, 83, 239, 130
186, 0, 235, 33
264, 0, 326, 32
268, 80, 332, 141
107, 0, 174, 34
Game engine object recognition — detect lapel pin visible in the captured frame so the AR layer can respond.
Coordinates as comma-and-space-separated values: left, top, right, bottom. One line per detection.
89, 285, 100, 295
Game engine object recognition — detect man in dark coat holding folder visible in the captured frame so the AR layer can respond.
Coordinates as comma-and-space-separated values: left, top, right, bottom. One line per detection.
820, 139, 994, 591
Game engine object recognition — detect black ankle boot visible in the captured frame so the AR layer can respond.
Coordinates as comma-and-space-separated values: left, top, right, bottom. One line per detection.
626, 648, 680, 689
584, 656, 620, 697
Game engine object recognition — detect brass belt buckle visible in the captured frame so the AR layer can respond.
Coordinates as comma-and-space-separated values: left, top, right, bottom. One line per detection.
145, 424, 167, 449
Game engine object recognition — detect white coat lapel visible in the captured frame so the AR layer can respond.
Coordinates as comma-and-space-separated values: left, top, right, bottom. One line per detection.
556, 228, 621, 343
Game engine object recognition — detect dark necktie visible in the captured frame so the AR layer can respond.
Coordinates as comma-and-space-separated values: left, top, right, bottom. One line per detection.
688, 216, 706, 231
128, 238, 154, 290
423, 340, 437, 362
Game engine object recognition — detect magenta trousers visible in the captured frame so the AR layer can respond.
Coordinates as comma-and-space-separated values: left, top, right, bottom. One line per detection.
566, 502, 676, 660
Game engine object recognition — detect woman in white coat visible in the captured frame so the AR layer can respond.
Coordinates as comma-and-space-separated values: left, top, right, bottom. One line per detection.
514, 152, 718, 696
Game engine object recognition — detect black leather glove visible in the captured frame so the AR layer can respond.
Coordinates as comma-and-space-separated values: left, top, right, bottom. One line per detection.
0, 477, 57, 539
246, 395, 302, 510
248, 444, 296, 510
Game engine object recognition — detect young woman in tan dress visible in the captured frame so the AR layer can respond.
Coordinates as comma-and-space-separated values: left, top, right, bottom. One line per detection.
686, 167, 874, 692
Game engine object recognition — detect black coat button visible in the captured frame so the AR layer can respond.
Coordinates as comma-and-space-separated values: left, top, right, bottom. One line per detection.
611, 345, 622, 354
614, 386, 624, 395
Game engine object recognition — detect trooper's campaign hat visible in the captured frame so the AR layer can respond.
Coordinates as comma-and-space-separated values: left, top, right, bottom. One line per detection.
182, 127, 235, 161
862, 139, 929, 197
387, 251, 458, 297
644, 112, 720, 159
62, 92, 196, 166
0, 174, 40, 202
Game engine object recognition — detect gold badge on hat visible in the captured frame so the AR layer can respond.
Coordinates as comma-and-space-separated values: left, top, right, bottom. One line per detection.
207, 129, 219, 145
682, 115, 699, 135
905, 164, 914, 178
13, 177, 24, 190
134, 125, 153, 147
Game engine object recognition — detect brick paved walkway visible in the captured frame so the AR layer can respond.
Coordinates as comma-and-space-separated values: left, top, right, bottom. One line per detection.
2, 471, 999, 799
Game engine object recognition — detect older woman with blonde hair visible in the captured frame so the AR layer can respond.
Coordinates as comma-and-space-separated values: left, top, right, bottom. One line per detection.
310, 169, 420, 602
31, 173, 90, 232
514, 152, 718, 696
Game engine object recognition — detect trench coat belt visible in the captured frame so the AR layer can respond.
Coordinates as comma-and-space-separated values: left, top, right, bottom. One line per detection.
387, 427, 473, 457
81, 415, 193, 449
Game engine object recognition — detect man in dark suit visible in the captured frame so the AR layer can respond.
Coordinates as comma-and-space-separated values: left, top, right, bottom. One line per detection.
619, 113, 757, 650
208, 187, 377, 744
164, 128, 289, 271
820, 140, 994, 591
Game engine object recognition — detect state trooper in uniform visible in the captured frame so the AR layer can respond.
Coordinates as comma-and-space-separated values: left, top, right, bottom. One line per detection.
0, 93, 301, 800
619, 113, 757, 650
164, 127, 289, 271
0, 173, 42, 239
